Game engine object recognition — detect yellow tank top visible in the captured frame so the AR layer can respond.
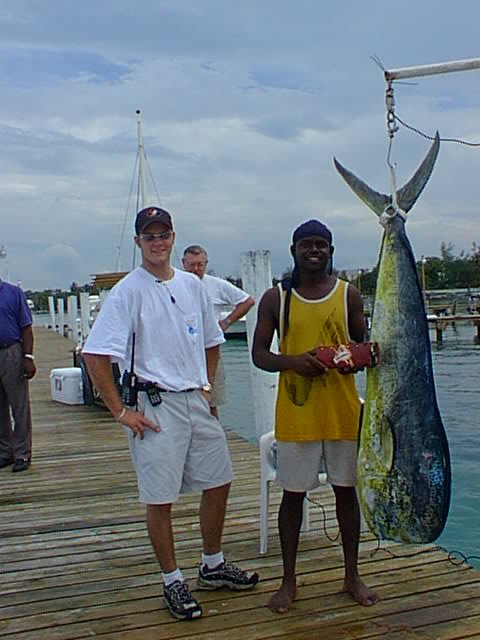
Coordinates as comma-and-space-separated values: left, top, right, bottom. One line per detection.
275, 278, 361, 442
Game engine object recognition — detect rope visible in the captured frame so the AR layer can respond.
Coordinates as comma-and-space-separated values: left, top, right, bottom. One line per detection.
395, 113, 480, 147
306, 497, 479, 569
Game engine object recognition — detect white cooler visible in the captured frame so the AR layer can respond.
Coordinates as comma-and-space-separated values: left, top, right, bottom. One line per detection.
50, 367, 84, 405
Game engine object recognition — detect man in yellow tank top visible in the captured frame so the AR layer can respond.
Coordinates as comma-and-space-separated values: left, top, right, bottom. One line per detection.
253, 219, 379, 612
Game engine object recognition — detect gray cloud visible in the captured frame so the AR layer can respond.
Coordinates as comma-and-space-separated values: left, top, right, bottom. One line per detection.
1, 1, 480, 289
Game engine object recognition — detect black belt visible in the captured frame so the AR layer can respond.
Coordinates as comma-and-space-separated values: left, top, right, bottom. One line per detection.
136, 381, 197, 393
0, 342, 18, 350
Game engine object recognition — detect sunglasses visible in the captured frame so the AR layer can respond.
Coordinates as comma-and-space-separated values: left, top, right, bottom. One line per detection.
139, 231, 173, 242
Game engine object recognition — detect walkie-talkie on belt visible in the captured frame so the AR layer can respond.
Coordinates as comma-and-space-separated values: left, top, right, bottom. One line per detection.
121, 332, 138, 407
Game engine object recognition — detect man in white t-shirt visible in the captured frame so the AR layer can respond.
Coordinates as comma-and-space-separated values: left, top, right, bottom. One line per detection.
182, 245, 254, 418
82, 207, 258, 622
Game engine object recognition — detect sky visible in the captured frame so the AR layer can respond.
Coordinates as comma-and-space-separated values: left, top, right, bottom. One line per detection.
1, 0, 480, 291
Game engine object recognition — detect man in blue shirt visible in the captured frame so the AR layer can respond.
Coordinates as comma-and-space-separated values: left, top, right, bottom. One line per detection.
0, 279, 36, 471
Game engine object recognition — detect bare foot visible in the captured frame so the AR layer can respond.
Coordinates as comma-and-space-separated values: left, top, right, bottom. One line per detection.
343, 576, 379, 606
267, 579, 296, 613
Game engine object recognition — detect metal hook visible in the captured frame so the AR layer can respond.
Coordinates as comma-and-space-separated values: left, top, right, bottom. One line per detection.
385, 81, 399, 209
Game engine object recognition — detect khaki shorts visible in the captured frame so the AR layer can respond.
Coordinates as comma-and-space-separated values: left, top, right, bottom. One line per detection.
211, 356, 226, 407
276, 440, 358, 491
126, 390, 233, 504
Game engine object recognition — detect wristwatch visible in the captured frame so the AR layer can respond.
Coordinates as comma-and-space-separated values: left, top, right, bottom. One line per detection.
201, 383, 213, 392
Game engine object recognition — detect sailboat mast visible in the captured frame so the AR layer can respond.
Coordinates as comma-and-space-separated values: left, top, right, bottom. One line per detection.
136, 109, 149, 209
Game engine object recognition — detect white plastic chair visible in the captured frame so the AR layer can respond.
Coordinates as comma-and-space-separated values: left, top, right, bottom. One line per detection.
259, 431, 327, 554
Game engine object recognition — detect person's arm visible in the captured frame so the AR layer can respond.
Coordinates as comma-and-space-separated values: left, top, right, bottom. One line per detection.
83, 353, 159, 439
21, 325, 36, 380
202, 344, 220, 407
219, 296, 255, 332
252, 288, 326, 377
205, 344, 219, 386
347, 284, 367, 343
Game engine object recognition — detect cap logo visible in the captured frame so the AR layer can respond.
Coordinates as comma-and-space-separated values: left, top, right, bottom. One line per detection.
146, 208, 158, 217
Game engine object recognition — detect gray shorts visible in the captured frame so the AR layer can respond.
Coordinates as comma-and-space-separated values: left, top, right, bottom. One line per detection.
276, 440, 358, 491
126, 390, 234, 504
211, 356, 226, 407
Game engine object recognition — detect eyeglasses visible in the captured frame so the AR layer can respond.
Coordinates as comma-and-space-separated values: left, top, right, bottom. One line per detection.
139, 231, 173, 242
184, 261, 208, 268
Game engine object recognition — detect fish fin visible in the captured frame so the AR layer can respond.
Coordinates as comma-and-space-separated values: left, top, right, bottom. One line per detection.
333, 132, 440, 216
379, 415, 394, 473
396, 132, 440, 213
333, 157, 390, 216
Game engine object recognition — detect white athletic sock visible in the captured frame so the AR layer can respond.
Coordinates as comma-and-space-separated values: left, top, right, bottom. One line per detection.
201, 551, 224, 569
162, 568, 184, 586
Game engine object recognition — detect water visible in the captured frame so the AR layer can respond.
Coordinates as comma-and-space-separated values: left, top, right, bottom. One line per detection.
221, 326, 480, 569
34, 312, 480, 568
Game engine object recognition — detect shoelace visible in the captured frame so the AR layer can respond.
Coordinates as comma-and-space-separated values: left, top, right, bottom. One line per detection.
167, 582, 193, 605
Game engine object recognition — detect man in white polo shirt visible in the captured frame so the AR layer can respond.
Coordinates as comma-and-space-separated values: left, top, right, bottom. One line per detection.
182, 245, 254, 418
83, 206, 258, 621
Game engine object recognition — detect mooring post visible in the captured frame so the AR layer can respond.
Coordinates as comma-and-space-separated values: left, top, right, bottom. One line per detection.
47, 296, 56, 332
67, 295, 79, 344
57, 297, 65, 337
79, 292, 90, 345
240, 250, 278, 441
435, 321, 443, 345
474, 320, 480, 345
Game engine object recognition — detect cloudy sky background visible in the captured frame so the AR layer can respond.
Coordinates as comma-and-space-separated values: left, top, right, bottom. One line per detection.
1, 0, 480, 290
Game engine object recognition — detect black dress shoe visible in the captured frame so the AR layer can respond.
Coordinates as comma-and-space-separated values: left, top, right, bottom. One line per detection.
0, 457, 14, 469
12, 459, 31, 472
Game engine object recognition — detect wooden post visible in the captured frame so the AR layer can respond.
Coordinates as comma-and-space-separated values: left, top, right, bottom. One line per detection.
240, 250, 278, 441
67, 295, 79, 344
435, 321, 443, 345
57, 298, 65, 337
79, 292, 90, 344
47, 296, 56, 332
474, 321, 480, 345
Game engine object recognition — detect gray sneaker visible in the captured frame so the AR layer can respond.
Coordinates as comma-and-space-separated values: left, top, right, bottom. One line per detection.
163, 580, 202, 620
197, 559, 259, 591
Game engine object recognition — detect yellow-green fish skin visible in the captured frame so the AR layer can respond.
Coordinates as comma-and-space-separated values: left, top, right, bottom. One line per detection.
335, 134, 451, 543
359, 216, 450, 543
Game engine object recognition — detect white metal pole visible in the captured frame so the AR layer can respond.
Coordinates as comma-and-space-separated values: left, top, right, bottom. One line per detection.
385, 57, 480, 82
240, 250, 278, 441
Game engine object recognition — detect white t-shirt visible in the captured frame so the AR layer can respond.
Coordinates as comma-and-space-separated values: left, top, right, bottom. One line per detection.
82, 267, 224, 391
201, 273, 251, 323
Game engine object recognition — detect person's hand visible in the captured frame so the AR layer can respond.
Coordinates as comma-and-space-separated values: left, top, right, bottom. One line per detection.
23, 359, 36, 380
290, 352, 327, 377
338, 364, 365, 375
219, 318, 230, 333
117, 408, 160, 439
200, 388, 213, 405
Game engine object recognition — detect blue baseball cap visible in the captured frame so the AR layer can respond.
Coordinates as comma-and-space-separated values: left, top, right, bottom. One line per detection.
292, 219, 332, 245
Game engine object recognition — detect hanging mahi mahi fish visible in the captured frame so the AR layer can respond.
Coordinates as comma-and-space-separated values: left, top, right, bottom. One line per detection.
334, 132, 451, 543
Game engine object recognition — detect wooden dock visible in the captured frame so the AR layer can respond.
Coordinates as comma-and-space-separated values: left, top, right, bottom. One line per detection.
1, 327, 479, 639
427, 314, 480, 344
